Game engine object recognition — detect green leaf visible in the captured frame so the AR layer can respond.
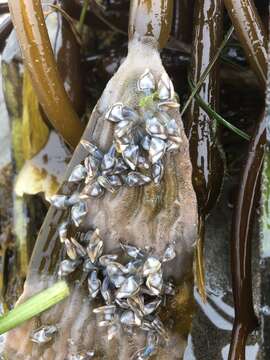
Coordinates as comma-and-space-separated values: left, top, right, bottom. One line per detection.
188, 76, 250, 141
0, 281, 69, 334
181, 26, 234, 116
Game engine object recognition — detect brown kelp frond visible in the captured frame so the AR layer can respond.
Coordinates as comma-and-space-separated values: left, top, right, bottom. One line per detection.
224, 0, 267, 89
8, 0, 84, 148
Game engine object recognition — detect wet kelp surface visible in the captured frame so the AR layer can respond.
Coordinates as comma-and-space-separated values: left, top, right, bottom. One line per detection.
0, 0, 269, 359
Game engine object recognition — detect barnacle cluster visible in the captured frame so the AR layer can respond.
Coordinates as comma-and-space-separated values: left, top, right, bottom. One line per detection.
42, 70, 182, 359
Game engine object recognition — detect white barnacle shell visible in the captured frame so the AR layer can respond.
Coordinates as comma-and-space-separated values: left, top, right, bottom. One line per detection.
116, 276, 140, 299
30, 325, 58, 345
151, 160, 164, 184
86, 229, 104, 263
122, 144, 139, 170
83, 259, 98, 273
49, 194, 69, 209
58, 221, 69, 243
68, 164, 87, 182
107, 175, 122, 189
99, 254, 118, 267
84, 181, 104, 198
84, 155, 100, 182
58, 259, 79, 277
71, 201, 88, 227
120, 242, 144, 258
146, 117, 167, 140
141, 135, 151, 151
143, 257, 161, 277
115, 120, 134, 139
120, 310, 141, 327
101, 145, 117, 172
65, 239, 77, 260
149, 137, 166, 164
105, 102, 124, 122
88, 270, 101, 298
146, 270, 163, 296
157, 72, 175, 100
125, 172, 151, 187
101, 276, 112, 304
137, 69, 155, 94
93, 305, 116, 316
162, 244, 176, 262
97, 175, 117, 193
70, 237, 87, 258
143, 299, 162, 315
80, 140, 103, 160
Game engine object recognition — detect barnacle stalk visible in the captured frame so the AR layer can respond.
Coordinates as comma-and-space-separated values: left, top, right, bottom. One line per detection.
129, 0, 173, 49
186, 0, 224, 301
8, 0, 84, 148
223, 0, 267, 89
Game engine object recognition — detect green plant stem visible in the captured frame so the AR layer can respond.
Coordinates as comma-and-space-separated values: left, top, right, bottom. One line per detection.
77, 0, 90, 34
188, 76, 250, 141
0, 281, 69, 334
181, 26, 234, 116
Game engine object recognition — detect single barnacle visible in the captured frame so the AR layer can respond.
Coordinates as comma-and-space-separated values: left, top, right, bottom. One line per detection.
125, 172, 151, 187
143, 257, 161, 277
120, 310, 141, 327
97, 175, 117, 193
82, 259, 98, 273
157, 100, 180, 111
99, 254, 118, 267
141, 135, 151, 151
30, 325, 58, 345
151, 160, 164, 184
146, 117, 167, 140
88, 270, 101, 299
115, 120, 134, 139
58, 221, 69, 243
49, 194, 69, 209
68, 164, 87, 182
149, 137, 166, 164
84, 156, 100, 182
80, 140, 103, 160
127, 295, 145, 318
70, 237, 87, 258
137, 69, 155, 94
101, 145, 117, 173
105, 102, 124, 122
101, 276, 112, 304
116, 276, 140, 299
86, 229, 104, 263
71, 201, 88, 227
122, 144, 139, 170
107, 175, 122, 189
83, 182, 104, 198
162, 244, 176, 262
113, 157, 129, 174
58, 259, 79, 277
120, 242, 144, 258
143, 299, 161, 316
146, 270, 163, 296
65, 239, 77, 260
157, 72, 174, 100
